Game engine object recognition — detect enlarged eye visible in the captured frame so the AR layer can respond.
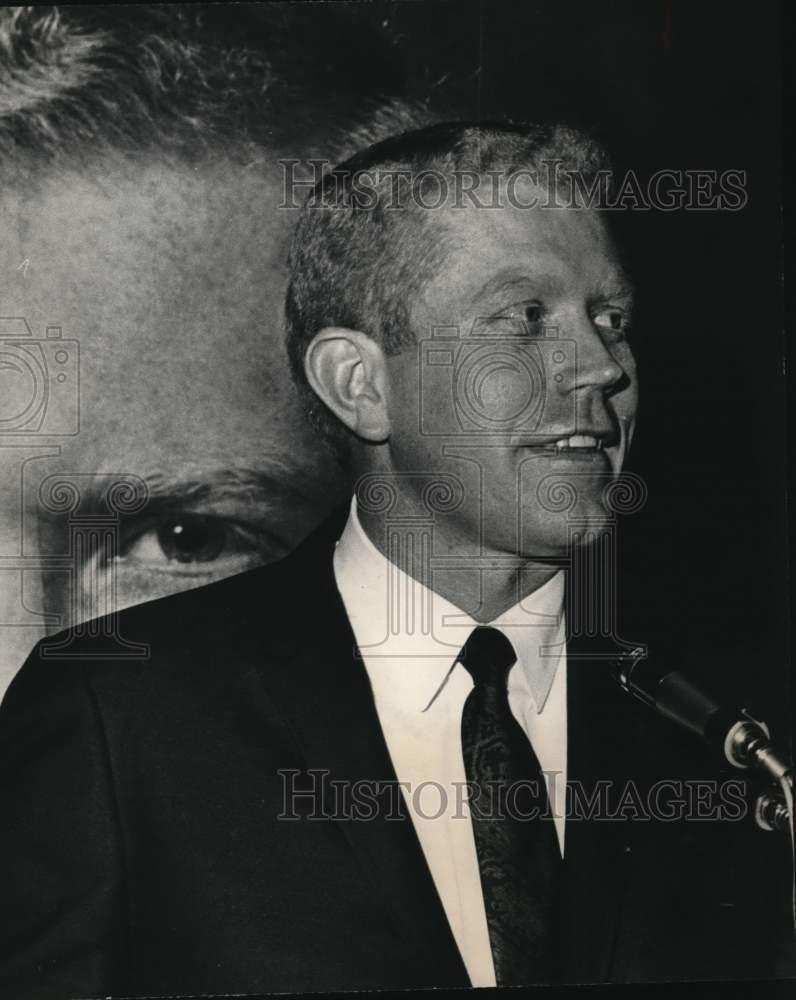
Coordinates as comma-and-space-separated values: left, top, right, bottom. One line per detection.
68, 510, 284, 623
119, 513, 273, 572
152, 516, 226, 564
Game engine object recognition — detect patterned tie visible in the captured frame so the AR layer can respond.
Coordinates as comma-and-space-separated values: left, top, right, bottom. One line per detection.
459, 625, 562, 986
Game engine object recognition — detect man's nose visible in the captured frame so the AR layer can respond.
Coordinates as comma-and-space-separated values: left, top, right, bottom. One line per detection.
560, 315, 626, 394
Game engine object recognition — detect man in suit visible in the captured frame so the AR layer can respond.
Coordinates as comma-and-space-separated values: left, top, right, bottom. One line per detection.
0, 121, 790, 998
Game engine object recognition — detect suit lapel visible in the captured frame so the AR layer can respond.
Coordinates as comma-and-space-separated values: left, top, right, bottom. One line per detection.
243, 538, 469, 987
232, 511, 651, 987
559, 632, 637, 983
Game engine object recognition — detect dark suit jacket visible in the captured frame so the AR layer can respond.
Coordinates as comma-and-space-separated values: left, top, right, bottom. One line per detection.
0, 510, 791, 999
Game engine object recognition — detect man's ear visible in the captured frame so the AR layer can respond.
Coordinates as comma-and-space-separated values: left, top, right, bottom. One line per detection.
304, 327, 391, 442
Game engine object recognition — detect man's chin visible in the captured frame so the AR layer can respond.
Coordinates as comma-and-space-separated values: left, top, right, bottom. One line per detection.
519, 501, 617, 559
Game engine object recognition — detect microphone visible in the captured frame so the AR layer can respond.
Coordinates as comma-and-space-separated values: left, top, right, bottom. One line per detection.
611, 645, 796, 938
610, 646, 793, 832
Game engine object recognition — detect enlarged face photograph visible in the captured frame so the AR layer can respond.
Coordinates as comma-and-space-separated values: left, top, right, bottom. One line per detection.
0, 3, 790, 999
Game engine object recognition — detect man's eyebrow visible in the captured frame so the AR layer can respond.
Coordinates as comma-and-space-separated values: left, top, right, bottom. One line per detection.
470, 271, 552, 305
143, 467, 306, 506
593, 274, 635, 303
470, 270, 636, 307
66, 465, 321, 516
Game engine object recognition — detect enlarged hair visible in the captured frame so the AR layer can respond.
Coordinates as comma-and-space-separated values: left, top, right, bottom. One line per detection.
285, 120, 612, 455
0, 4, 439, 174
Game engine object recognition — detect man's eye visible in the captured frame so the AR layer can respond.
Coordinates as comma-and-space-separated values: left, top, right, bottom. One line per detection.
117, 514, 276, 574
492, 300, 546, 335
593, 308, 632, 339
68, 509, 295, 621
135, 515, 227, 565
522, 302, 544, 324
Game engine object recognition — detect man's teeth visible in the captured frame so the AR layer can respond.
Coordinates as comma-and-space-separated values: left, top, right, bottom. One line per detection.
553, 435, 603, 451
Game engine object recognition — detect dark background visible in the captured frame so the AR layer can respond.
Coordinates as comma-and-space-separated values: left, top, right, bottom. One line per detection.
375, 6, 789, 991
375, 0, 787, 733
204, 3, 789, 989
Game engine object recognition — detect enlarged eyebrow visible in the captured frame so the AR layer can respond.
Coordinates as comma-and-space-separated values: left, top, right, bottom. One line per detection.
141, 466, 316, 509
45, 464, 330, 519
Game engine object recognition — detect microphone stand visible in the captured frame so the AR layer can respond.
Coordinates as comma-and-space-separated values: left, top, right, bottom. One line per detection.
609, 645, 795, 937
609, 645, 793, 833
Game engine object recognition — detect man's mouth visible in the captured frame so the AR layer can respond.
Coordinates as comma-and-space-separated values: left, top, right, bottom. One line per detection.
522, 431, 617, 453
550, 434, 604, 453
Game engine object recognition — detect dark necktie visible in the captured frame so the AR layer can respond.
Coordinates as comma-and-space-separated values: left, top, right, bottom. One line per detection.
459, 625, 563, 986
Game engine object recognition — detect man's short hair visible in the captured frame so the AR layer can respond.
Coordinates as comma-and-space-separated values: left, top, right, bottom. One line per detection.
0, 3, 439, 178
284, 120, 612, 456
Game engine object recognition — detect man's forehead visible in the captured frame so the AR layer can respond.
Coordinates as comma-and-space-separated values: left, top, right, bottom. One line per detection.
0, 157, 294, 345
2, 156, 292, 267
421, 187, 625, 300
0, 155, 344, 500
0, 157, 307, 438
447, 176, 612, 240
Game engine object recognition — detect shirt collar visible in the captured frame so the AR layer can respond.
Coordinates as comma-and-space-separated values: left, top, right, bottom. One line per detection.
333, 496, 565, 714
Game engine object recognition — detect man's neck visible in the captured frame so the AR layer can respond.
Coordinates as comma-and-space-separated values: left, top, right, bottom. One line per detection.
357, 503, 560, 623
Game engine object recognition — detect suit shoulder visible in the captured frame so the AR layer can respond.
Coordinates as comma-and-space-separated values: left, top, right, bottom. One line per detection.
50, 505, 344, 661
0, 564, 280, 738
98, 504, 344, 649
3, 513, 343, 711
32, 549, 306, 663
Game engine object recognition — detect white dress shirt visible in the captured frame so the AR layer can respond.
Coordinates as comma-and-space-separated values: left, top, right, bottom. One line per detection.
333, 497, 567, 988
